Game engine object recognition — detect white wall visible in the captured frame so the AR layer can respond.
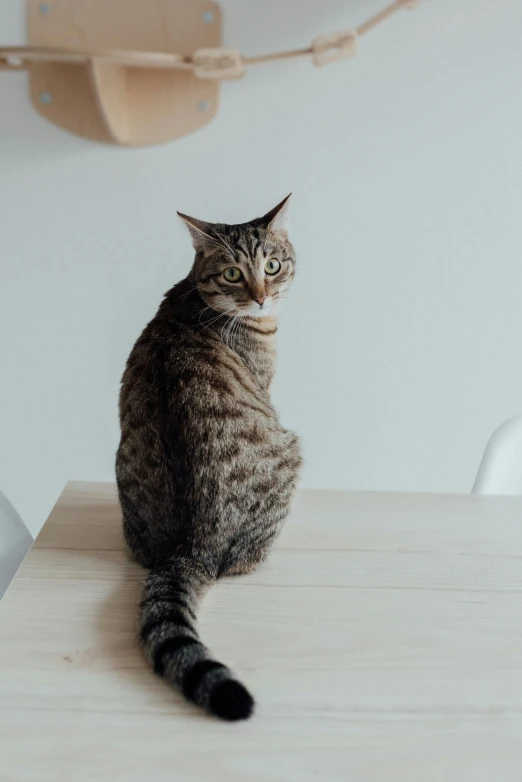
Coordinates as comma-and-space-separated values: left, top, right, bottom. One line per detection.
2, 0, 522, 537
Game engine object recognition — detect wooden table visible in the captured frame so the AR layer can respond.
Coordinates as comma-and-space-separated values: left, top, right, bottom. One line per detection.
1, 482, 522, 781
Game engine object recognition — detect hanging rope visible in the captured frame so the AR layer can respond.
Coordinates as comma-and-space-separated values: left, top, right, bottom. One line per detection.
0, 0, 420, 77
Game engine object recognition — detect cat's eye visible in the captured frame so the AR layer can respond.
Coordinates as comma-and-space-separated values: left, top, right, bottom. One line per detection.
264, 259, 281, 276
223, 266, 243, 283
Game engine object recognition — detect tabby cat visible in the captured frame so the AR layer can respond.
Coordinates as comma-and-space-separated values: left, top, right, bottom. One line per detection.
116, 195, 301, 721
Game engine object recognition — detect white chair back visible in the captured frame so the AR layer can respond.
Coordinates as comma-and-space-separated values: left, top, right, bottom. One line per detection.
0, 491, 33, 599
473, 417, 522, 495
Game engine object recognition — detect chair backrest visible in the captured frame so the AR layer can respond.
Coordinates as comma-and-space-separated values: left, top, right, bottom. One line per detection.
0, 491, 33, 599
473, 416, 522, 495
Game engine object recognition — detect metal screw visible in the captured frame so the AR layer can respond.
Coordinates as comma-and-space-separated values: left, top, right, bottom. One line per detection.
39, 3, 51, 14
39, 92, 52, 105
202, 11, 214, 23
198, 101, 210, 112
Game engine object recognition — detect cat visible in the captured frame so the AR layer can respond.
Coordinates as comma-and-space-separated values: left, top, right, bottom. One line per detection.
116, 195, 302, 721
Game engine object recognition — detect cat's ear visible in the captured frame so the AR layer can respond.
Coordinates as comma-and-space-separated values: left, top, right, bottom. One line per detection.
257, 193, 292, 234
177, 212, 216, 253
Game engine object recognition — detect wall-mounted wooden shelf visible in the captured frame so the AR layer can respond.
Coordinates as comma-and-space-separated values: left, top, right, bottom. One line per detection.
0, 0, 420, 148
3, 0, 223, 146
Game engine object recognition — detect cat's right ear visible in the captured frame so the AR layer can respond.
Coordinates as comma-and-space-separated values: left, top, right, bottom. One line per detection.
177, 212, 215, 253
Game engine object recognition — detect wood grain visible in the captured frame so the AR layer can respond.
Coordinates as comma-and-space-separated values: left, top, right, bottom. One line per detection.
88, 60, 130, 144
1, 482, 522, 781
27, 0, 221, 146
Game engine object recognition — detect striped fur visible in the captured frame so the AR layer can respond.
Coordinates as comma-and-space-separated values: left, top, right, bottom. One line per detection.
116, 197, 301, 720
139, 558, 253, 720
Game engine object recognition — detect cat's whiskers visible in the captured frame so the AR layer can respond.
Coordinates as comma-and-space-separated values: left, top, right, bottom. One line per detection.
224, 309, 243, 350
233, 311, 247, 345
197, 298, 233, 324
214, 230, 237, 260
230, 312, 241, 342
194, 229, 236, 264
222, 310, 241, 347
197, 304, 237, 334
199, 312, 232, 336
229, 308, 248, 347
196, 304, 214, 326
203, 306, 235, 328
177, 285, 199, 301
208, 230, 237, 262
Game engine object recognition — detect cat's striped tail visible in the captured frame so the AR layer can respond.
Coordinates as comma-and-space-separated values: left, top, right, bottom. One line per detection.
139, 556, 254, 721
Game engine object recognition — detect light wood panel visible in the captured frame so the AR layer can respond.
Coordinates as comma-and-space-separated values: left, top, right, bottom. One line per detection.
27, 0, 221, 146
1, 482, 522, 781
88, 60, 130, 144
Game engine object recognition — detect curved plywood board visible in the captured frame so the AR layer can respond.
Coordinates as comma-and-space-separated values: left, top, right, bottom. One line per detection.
27, 0, 221, 146
88, 61, 130, 144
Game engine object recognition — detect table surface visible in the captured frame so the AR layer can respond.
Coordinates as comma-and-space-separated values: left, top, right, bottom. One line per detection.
1, 482, 522, 782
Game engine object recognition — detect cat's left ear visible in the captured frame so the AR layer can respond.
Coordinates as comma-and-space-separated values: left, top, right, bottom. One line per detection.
257, 193, 291, 234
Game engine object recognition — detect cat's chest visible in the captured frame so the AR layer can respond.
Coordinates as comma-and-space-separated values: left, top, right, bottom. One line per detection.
233, 336, 277, 392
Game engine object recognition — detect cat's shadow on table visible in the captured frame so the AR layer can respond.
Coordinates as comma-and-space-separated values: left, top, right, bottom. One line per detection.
78, 541, 231, 721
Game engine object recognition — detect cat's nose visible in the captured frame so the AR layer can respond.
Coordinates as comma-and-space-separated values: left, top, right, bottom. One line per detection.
255, 297, 266, 307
